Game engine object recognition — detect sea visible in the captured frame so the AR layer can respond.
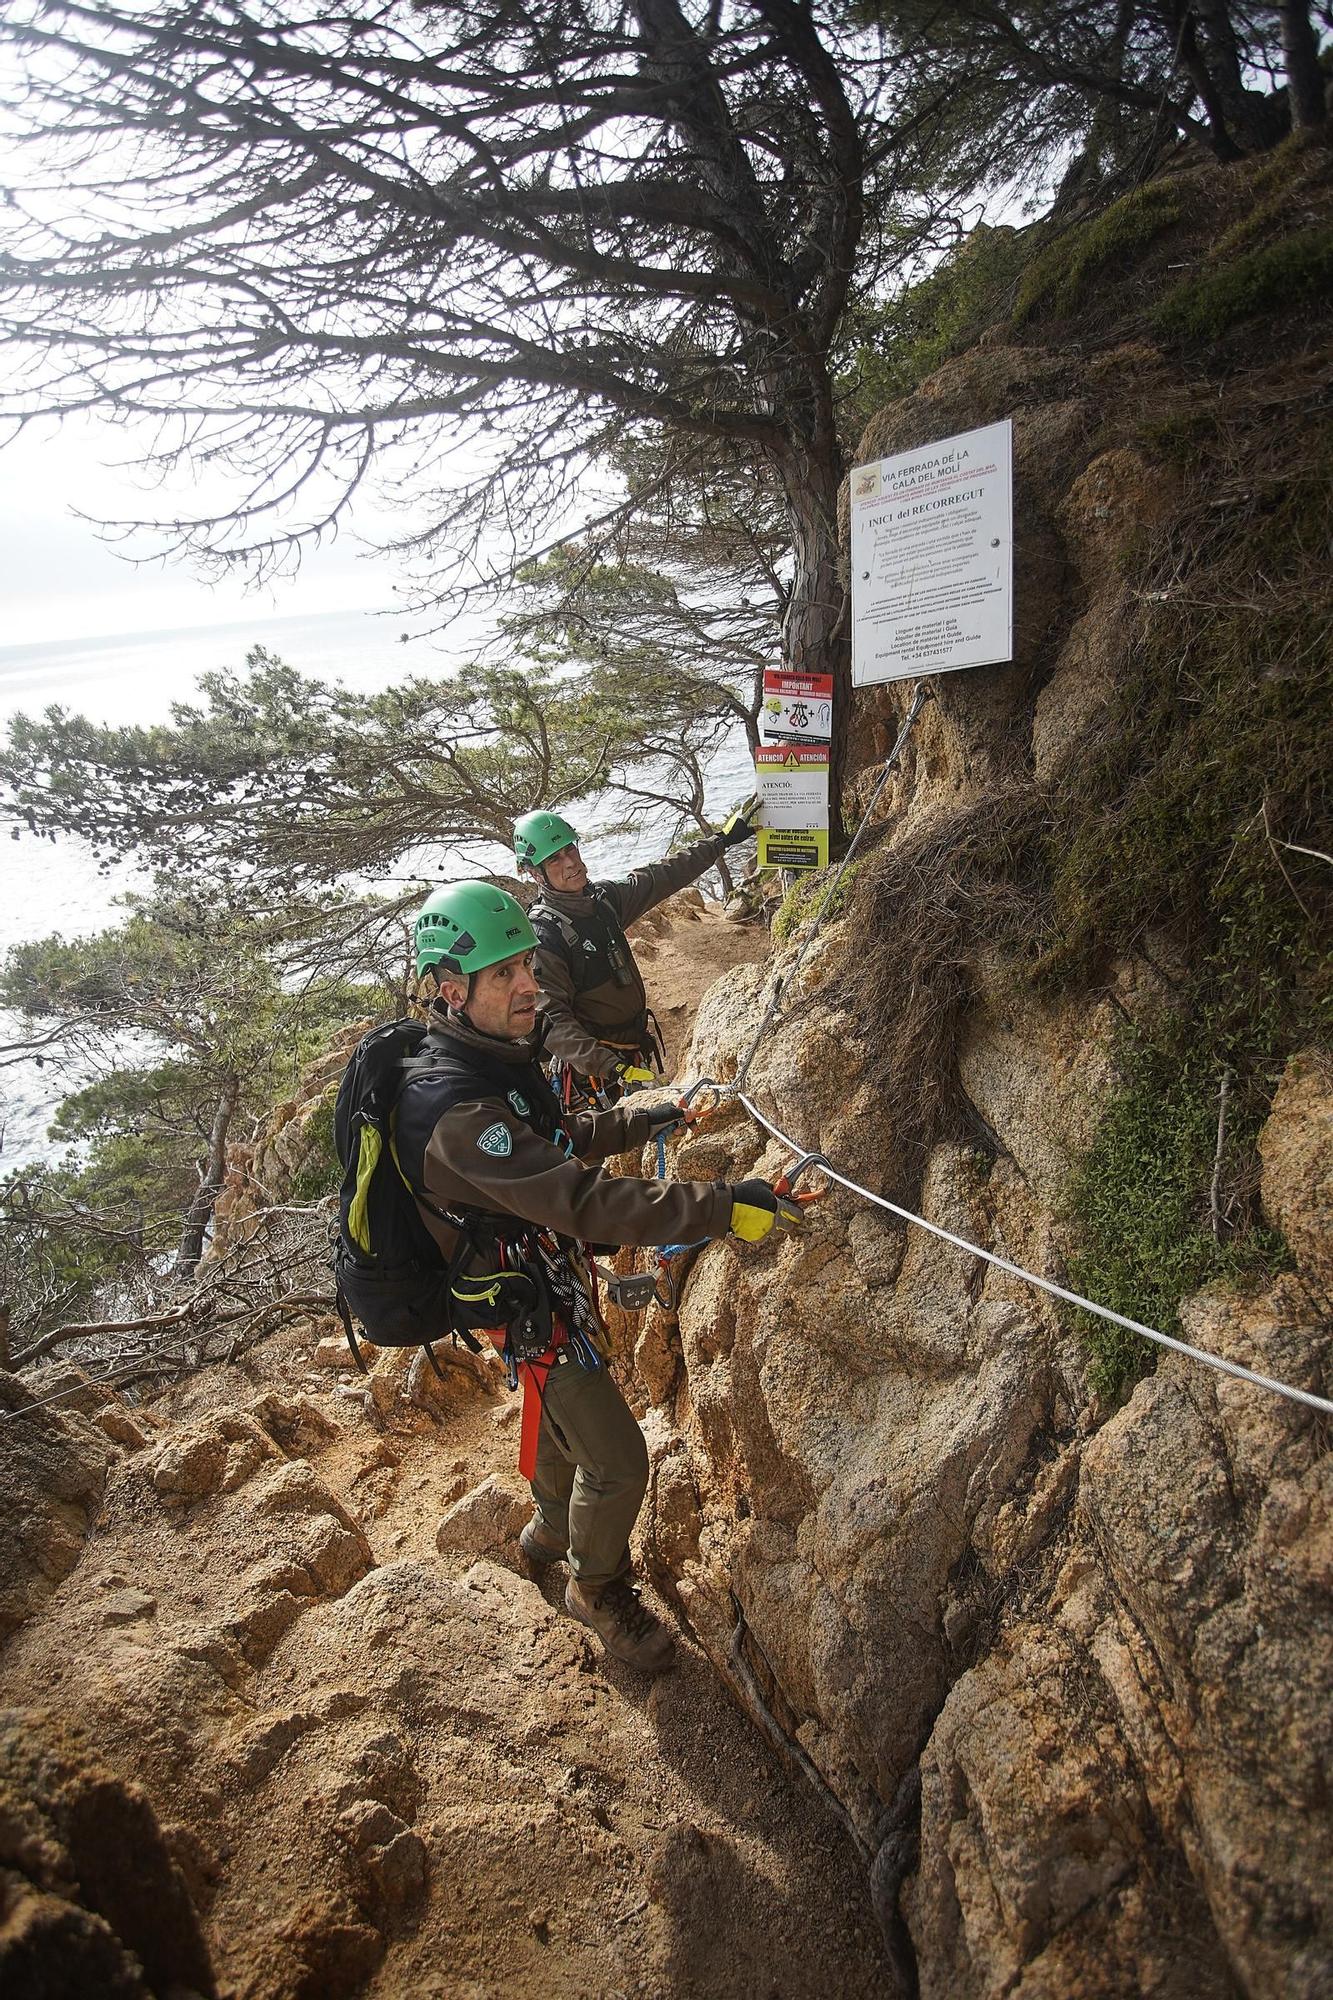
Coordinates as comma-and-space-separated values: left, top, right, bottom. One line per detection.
0, 607, 752, 1171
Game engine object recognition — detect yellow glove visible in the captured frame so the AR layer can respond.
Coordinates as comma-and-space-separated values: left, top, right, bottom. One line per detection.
728, 1179, 805, 1241
618, 1063, 656, 1089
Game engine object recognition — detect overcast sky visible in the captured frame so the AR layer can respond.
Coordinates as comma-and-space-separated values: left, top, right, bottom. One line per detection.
0, 408, 414, 649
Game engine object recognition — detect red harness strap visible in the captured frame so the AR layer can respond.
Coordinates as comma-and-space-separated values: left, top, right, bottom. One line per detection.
517, 1357, 554, 1480
485, 1326, 566, 1480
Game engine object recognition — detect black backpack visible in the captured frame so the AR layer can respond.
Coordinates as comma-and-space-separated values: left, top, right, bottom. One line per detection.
331, 1019, 554, 1377
332, 1019, 473, 1377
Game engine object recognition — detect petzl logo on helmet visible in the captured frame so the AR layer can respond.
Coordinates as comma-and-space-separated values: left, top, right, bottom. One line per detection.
507, 1091, 530, 1116
477, 1122, 512, 1158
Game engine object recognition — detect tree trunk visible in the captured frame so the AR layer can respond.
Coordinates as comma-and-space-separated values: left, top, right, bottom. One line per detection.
1171, 5, 1245, 158
1190, 0, 1287, 150
1279, 0, 1327, 127
777, 445, 851, 833
173, 1071, 239, 1282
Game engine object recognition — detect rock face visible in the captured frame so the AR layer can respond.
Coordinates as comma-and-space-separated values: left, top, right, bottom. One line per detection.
646, 950, 1332, 1997
901, 1261, 1332, 1999
629, 320, 1333, 1994
1259, 1051, 1333, 1293
0, 1707, 216, 1999
0, 1371, 113, 1642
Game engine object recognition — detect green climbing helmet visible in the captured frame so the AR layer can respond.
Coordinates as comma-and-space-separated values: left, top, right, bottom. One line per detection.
414, 882, 537, 981
513, 808, 579, 874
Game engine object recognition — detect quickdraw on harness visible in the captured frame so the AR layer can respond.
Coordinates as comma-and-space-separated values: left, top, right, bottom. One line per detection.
513, 1233, 611, 1479
552, 1010, 668, 1115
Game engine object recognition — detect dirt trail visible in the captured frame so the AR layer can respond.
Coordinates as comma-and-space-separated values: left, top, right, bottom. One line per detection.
622, 887, 769, 1078
3, 895, 891, 1999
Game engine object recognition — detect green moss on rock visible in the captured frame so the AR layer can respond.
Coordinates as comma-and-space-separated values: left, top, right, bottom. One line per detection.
1013, 183, 1182, 325
772, 861, 860, 944
1066, 1020, 1289, 1400
1153, 225, 1333, 341
1043, 442, 1329, 1396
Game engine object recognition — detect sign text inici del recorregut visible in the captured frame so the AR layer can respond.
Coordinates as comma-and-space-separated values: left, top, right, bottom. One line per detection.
849, 419, 1013, 686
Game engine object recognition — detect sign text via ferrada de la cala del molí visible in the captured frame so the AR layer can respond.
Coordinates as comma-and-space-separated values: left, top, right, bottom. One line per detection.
850, 419, 1013, 686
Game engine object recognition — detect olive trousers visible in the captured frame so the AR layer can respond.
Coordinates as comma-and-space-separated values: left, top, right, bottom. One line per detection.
530, 1356, 649, 1593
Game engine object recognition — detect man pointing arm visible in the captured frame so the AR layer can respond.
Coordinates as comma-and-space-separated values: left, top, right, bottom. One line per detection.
513, 805, 755, 1100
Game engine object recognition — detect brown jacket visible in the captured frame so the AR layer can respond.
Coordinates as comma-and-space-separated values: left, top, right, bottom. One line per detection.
531, 831, 728, 1076
396, 1012, 732, 1259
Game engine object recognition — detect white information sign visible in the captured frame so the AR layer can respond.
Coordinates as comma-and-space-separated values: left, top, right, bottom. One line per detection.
755, 745, 830, 829
850, 419, 1013, 686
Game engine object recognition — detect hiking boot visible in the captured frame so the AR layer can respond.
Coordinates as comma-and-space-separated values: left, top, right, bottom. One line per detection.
519, 1514, 568, 1566
565, 1576, 677, 1675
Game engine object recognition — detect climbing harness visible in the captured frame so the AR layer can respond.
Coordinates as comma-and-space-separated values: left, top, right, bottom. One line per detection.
474, 1228, 611, 1479
550, 1014, 667, 1115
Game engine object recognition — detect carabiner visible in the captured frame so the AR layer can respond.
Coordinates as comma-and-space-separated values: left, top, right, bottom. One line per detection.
772, 1151, 831, 1203
678, 1075, 729, 1124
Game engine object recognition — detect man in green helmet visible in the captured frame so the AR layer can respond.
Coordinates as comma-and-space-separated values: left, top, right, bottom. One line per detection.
512, 804, 756, 1103
396, 879, 800, 1677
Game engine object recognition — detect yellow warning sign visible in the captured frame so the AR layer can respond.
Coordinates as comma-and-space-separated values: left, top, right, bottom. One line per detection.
758, 827, 829, 872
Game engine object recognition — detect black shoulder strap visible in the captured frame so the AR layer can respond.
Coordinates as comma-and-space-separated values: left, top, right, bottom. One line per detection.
529, 899, 582, 963
531, 893, 634, 1000
392, 1041, 565, 1194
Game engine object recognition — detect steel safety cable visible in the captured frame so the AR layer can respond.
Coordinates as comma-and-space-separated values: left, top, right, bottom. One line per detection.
731, 684, 930, 1098
737, 1091, 1333, 1419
